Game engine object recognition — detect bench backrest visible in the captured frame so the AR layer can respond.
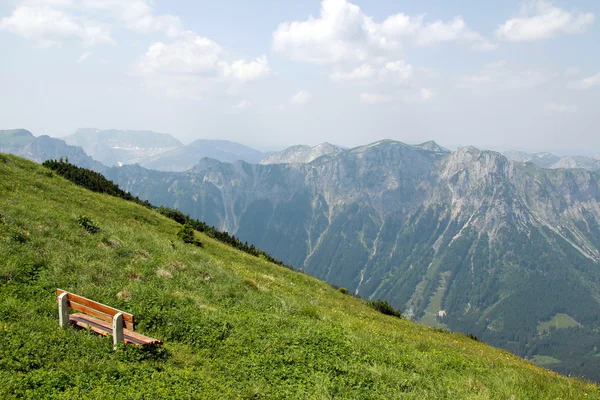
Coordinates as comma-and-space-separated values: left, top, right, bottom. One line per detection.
56, 289, 134, 331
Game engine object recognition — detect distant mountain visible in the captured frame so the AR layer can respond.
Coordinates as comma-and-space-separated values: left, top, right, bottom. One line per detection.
0, 129, 104, 171
413, 140, 450, 154
260, 143, 342, 164
504, 150, 600, 171
63, 128, 183, 167
105, 139, 600, 380
141, 139, 268, 171
552, 156, 600, 171
503, 151, 561, 168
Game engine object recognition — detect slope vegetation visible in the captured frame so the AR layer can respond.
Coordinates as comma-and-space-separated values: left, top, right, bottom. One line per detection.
0, 154, 598, 399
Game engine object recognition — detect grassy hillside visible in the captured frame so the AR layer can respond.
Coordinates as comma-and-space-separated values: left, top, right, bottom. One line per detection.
0, 154, 598, 399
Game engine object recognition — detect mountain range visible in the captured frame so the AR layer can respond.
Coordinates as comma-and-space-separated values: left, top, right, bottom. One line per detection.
103, 139, 600, 380
504, 150, 600, 172
63, 128, 183, 167
64, 128, 270, 170
141, 138, 268, 171
1, 128, 272, 172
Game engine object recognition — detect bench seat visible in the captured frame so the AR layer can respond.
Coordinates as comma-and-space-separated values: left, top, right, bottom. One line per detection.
57, 288, 162, 348
70, 313, 162, 346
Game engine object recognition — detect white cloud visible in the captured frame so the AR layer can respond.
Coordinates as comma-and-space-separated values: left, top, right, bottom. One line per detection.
544, 102, 577, 113
77, 51, 92, 63
235, 100, 252, 110
136, 36, 271, 82
381, 60, 413, 81
360, 87, 433, 105
568, 73, 600, 90
272, 0, 391, 65
136, 37, 223, 76
81, 0, 184, 37
98, 0, 270, 99
221, 55, 271, 82
460, 61, 556, 91
330, 64, 376, 82
360, 92, 393, 104
415, 88, 435, 102
272, 0, 495, 65
134, 35, 272, 99
415, 16, 498, 51
330, 60, 414, 84
0, 5, 113, 47
289, 90, 313, 105
566, 66, 581, 75
496, 1, 594, 41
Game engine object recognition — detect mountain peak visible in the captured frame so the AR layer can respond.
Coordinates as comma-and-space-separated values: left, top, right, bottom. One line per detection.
413, 141, 450, 153
260, 142, 342, 165
0, 129, 33, 139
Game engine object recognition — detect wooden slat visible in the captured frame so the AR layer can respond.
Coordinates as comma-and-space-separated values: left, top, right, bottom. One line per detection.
68, 301, 134, 331
69, 314, 161, 346
56, 289, 134, 325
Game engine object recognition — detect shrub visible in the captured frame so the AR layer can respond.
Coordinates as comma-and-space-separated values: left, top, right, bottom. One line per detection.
467, 333, 480, 342
338, 287, 349, 295
369, 300, 402, 318
177, 223, 203, 247
77, 215, 100, 234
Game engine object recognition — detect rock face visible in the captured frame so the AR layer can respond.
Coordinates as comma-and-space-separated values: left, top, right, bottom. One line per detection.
0, 129, 104, 171
63, 128, 183, 167
260, 143, 343, 165
105, 139, 600, 379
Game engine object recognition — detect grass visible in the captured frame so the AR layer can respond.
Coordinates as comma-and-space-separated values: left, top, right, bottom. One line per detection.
0, 154, 599, 399
419, 271, 450, 329
537, 313, 581, 334
532, 356, 562, 366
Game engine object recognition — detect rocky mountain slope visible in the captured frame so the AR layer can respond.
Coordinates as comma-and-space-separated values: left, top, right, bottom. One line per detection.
0, 129, 104, 171
260, 143, 342, 164
105, 140, 600, 380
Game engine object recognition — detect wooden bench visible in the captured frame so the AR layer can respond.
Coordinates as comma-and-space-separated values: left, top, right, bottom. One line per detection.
57, 289, 162, 348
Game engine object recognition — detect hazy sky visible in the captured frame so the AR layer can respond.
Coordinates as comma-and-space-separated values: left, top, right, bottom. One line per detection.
1, 0, 599, 153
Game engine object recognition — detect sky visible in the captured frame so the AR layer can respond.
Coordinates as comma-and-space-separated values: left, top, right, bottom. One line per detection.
0, 0, 599, 154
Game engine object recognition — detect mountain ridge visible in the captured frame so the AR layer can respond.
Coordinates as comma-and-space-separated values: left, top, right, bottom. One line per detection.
0, 129, 104, 171
504, 149, 600, 171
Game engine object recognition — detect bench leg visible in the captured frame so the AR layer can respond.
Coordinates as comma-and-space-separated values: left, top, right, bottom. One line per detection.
58, 292, 69, 328
113, 312, 124, 350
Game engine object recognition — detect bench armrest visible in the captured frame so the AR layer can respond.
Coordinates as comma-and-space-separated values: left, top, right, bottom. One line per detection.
113, 312, 124, 350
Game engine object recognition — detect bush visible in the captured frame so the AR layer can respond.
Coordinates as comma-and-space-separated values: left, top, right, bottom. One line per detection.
467, 333, 480, 342
369, 300, 402, 318
338, 287, 349, 295
77, 215, 100, 234
177, 223, 202, 247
